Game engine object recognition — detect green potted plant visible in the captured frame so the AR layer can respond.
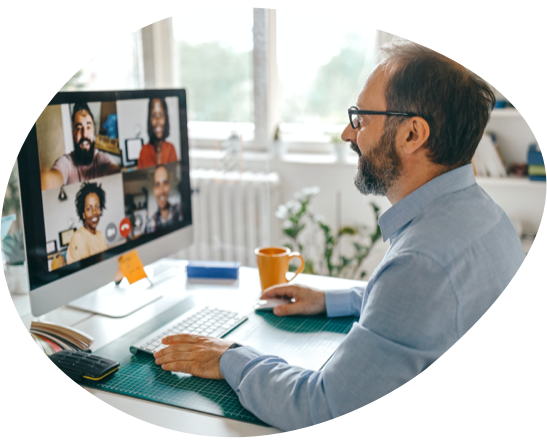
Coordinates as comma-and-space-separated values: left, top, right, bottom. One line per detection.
276, 187, 381, 280
2, 164, 29, 294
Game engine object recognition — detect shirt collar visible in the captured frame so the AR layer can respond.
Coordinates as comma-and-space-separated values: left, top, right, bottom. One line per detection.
156, 202, 172, 218
378, 163, 476, 242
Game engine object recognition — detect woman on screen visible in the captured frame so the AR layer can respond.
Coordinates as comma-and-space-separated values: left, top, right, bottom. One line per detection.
137, 98, 178, 169
66, 182, 108, 265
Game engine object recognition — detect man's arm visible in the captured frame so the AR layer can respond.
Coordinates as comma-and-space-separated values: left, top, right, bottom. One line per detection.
44, 155, 71, 190
96, 151, 121, 176
219, 253, 458, 430
155, 253, 459, 431
41, 169, 64, 190
104, 163, 121, 175
261, 284, 366, 318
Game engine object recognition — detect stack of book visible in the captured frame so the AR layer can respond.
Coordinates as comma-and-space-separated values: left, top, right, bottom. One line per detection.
527, 144, 545, 181
472, 133, 507, 178
30, 321, 94, 355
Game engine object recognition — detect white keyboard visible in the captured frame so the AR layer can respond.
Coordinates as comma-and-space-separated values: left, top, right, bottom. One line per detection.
130, 306, 248, 355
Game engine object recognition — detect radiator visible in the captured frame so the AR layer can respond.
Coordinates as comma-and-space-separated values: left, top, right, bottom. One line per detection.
177, 169, 280, 267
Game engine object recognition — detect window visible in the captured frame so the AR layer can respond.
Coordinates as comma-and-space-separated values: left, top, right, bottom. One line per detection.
60, 10, 383, 153
172, 8, 254, 124
276, 11, 378, 145
61, 33, 143, 91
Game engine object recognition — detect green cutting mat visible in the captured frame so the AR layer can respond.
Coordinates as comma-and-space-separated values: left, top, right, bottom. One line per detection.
83, 298, 357, 425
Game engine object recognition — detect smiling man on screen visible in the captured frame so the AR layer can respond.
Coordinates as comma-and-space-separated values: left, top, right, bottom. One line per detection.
153, 40, 526, 431
145, 165, 183, 233
41, 103, 120, 190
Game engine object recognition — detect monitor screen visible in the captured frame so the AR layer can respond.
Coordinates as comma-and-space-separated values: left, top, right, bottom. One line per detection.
18, 89, 193, 314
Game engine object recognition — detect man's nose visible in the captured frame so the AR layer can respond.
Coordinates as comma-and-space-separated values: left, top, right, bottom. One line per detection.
340, 123, 355, 143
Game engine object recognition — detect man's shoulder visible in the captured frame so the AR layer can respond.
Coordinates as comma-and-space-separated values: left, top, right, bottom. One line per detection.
145, 211, 159, 230
395, 185, 517, 265
52, 152, 75, 168
171, 203, 183, 220
93, 149, 115, 165
422, 184, 502, 231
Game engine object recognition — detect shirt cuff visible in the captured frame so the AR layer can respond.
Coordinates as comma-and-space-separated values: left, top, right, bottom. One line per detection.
219, 345, 264, 389
325, 289, 359, 317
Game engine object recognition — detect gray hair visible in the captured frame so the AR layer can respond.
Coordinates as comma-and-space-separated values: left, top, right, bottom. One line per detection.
378, 39, 496, 168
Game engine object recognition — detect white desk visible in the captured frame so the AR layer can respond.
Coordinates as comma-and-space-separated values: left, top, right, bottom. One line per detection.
12, 260, 364, 436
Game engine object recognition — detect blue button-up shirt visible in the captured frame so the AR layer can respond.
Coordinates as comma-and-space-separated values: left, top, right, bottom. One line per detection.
219, 164, 526, 431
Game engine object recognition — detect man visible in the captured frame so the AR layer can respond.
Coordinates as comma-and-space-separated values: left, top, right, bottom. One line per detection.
153, 40, 526, 431
41, 103, 120, 190
145, 165, 182, 233
66, 181, 108, 264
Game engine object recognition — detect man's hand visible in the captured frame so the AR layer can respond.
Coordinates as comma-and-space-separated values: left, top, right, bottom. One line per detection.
105, 163, 121, 175
154, 334, 233, 379
41, 169, 63, 191
261, 284, 326, 316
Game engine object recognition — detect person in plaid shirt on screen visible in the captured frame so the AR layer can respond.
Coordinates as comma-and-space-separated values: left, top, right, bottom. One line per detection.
145, 165, 182, 233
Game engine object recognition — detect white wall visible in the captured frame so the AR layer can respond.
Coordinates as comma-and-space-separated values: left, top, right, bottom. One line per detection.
190, 150, 545, 278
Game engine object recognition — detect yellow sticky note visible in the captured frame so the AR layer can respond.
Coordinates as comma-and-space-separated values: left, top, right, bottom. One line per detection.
118, 250, 147, 284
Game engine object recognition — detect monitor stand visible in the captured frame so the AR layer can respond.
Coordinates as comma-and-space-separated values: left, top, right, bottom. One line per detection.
68, 259, 185, 318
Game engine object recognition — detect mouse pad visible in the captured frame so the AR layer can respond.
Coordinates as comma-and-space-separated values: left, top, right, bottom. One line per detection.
83, 299, 357, 426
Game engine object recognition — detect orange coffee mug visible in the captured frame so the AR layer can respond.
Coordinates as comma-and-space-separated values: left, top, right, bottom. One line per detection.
254, 246, 305, 292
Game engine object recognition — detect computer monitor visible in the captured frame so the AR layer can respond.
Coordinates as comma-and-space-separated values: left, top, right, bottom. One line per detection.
18, 89, 193, 318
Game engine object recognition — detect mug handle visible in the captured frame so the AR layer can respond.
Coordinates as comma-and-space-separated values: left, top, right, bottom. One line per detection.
285, 252, 305, 283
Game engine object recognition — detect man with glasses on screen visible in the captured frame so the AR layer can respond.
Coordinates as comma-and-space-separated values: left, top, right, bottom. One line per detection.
41, 103, 120, 190
153, 40, 526, 431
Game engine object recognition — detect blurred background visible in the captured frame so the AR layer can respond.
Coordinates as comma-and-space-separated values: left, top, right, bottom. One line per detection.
3, 6, 542, 292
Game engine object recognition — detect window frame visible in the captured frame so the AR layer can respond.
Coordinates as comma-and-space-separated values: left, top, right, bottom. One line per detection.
140, 12, 387, 156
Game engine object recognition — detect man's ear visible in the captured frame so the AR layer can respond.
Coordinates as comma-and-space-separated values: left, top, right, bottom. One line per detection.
400, 117, 430, 155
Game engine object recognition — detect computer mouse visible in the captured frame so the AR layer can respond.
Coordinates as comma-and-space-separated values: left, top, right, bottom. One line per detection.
254, 298, 292, 311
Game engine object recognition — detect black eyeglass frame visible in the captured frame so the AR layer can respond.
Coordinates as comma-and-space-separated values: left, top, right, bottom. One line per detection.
348, 106, 421, 129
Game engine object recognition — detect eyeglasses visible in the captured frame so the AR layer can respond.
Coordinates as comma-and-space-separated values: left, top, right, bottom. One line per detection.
348, 106, 420, 130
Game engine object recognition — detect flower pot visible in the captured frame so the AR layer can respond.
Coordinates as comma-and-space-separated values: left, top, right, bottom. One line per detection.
4, 262, 29, 295
333, 143, 348, 162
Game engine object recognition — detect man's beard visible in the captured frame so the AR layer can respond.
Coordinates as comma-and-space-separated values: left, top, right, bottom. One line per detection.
74, 138, 95, 165
353, 124, 402, 196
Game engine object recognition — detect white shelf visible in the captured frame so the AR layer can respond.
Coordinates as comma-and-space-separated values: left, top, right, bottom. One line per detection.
476, 176, 545, 188
486, 108, 535, 165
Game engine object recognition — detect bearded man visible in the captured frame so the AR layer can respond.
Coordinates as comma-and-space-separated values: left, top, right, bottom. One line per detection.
152, 40, 526, 431
41, 103, 120, 190
145, 164, 183, 233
